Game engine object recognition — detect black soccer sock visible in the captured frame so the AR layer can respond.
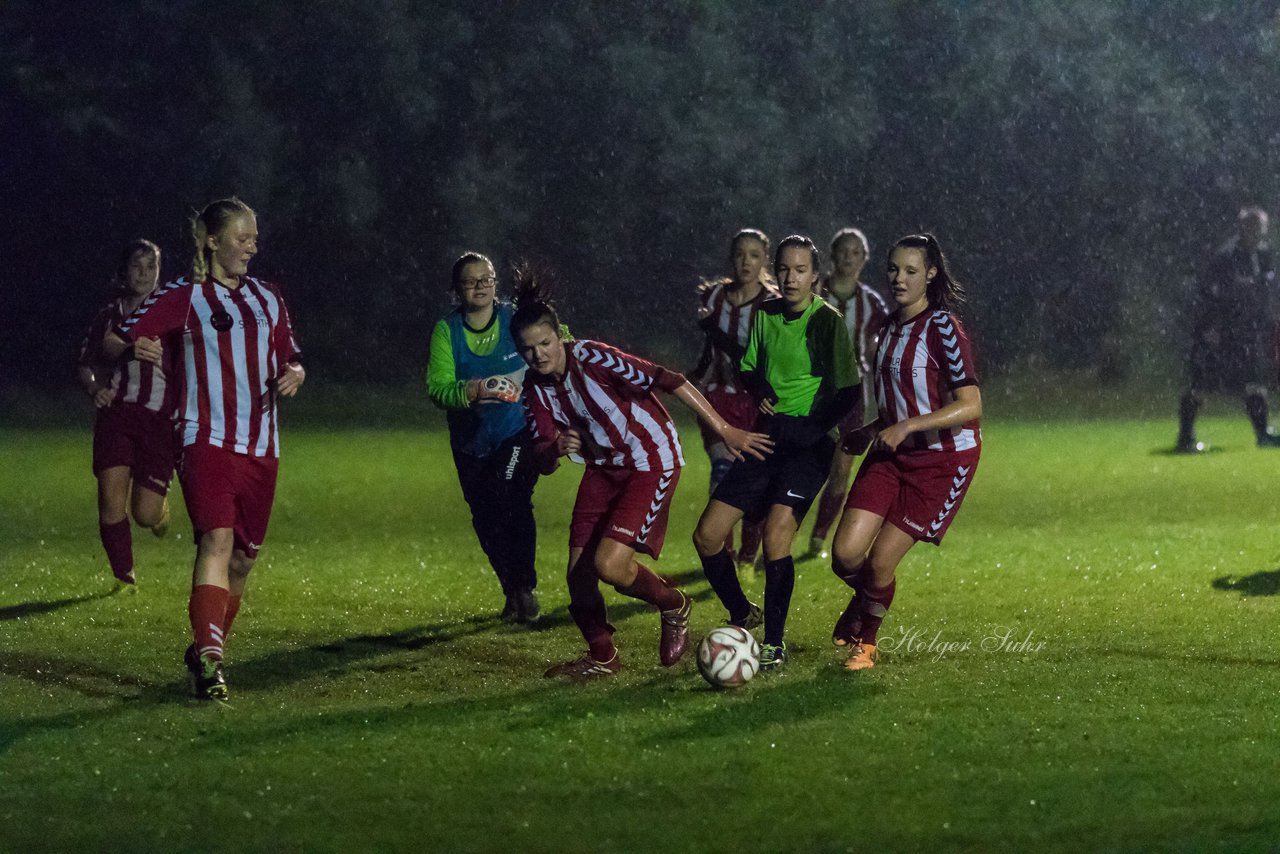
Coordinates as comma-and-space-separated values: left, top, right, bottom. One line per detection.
763, 556, 796, 647
1177, 392, 1200, 446
701, 548, 752, 622
1246, 393, 1271, 442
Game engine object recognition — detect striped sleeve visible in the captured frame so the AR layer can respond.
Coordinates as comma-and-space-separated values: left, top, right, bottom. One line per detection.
115, 281, 191, 342
77, 305, 114, 366
573, 340, 680, 393
934, 312, 978, 389
271, 286, 302, 364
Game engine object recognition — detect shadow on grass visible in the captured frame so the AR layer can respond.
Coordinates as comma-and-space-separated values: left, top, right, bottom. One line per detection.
0, 587, 118, 621
0, 650, 184, 755
233, 575, 727, 691
1211, 569, 1280, 598
213, 659, 886, 753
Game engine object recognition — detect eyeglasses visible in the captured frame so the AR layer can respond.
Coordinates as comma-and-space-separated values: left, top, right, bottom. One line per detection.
458, 276, 496, 291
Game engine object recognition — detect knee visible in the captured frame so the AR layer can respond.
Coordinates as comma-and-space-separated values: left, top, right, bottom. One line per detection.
197, 529, 235, 560
228, 553, 254, 582
692, 522, 723, 557
594, 551, 632, 588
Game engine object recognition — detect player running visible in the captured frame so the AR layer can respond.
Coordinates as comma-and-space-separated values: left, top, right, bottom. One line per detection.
104, 197, 304, 701
693, 235, 860, 672
1175, 206, 1280, 452
830, 233, 982, 671
688, 229, 778, 577
77, 239, 174, 587
428, 252, 540, 624
804, 227, 889, 561
513, 265, 772, 680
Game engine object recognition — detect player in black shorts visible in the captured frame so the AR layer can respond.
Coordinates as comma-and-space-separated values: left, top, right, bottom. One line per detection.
1176, 207, 1280, 452
692, 235, 860, 671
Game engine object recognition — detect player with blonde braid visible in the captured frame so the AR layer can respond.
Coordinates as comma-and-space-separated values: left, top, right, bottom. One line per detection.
104, 197, 305, 700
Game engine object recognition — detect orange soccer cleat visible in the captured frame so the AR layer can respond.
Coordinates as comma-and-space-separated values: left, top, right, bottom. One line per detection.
844, 641, 878, 671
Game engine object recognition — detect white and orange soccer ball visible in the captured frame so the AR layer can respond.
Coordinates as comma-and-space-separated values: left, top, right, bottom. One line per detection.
696, 626, 760, 688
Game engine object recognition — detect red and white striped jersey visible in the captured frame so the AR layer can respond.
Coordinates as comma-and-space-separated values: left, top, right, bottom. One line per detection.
79, 298, 173, 415
695, 281, 778, 393
524, 339, 686, 472
823, 282, 890, 376
872, 309, 980, 453
115, 276, 302, 458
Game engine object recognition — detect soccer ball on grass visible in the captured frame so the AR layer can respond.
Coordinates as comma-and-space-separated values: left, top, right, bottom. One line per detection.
696, 626, 760, 688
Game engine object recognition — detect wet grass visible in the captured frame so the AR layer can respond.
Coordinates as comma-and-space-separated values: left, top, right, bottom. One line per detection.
2, 413, 1279, 852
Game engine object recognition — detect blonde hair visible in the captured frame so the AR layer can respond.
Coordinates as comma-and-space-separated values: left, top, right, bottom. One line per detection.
190, 197, 254, 282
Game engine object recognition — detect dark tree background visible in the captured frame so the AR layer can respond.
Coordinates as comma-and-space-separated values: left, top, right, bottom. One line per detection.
5, 1, 1280, 391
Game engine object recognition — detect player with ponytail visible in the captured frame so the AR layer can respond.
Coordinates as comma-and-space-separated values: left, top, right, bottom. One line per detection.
105, 197, 304, 700
427, 251, 541, 623
77, 238, 174, 586
688, 229, 778, 577
830, 233, 982, 671
513, 264, 772, 680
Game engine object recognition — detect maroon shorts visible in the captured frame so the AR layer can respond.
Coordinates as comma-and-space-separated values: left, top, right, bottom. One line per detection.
92, 404, 176, 496
179, 442, 279, 558
846, 448, 979, 545
570, 467, 681, 559
699, 390, 760, 451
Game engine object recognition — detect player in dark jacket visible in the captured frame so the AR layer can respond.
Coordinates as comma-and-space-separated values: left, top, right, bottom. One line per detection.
1176, 207, 1280, 452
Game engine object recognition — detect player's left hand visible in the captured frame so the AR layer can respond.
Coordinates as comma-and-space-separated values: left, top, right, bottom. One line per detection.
275, 362, 306, 398
758, 398, 776, 415
721, 426, 774, 461
874, 421, 912, 452
92, 386, 116, 409
133, 336, 163, 367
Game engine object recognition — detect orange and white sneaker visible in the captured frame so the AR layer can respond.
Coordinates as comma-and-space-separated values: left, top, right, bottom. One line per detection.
543, 652, 621, 680
844, 641, 878, 671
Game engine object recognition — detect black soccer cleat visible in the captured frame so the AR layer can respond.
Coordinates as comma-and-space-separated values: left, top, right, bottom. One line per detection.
185, 643, 228, 701
728, 602, 763, 631
516, 588, 541, 624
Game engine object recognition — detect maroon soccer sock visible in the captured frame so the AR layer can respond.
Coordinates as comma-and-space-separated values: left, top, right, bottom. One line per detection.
222, 594, 243, 638
99, 519, 134, 583
617, 563, 683, 611
567, 598, 616, 662
189, 584, 230, 660
857, 579, 897, 645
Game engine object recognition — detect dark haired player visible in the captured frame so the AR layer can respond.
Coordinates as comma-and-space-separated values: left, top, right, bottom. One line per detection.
428, 251, 540, 623
77, 239, 174, 586
1175, 206, 1280, 452
512, 266, 772, 679
831, 233, 981, 671
693, 235, 860, 671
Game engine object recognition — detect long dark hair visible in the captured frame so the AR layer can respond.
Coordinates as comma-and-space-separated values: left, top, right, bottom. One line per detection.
892, 233, 966, 311
509, 260, 562, 338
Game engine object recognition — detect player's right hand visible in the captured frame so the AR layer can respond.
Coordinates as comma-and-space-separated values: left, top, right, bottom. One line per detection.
556, 428, 583, 457
133, 336, 163, 366
722, 426, 773, 461
476, 374, 521, 404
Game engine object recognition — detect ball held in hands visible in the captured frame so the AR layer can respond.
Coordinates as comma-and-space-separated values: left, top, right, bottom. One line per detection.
480, 375, 520, 403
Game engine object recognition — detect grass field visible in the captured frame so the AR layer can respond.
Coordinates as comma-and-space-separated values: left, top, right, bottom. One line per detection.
3, 397, 1280, 852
